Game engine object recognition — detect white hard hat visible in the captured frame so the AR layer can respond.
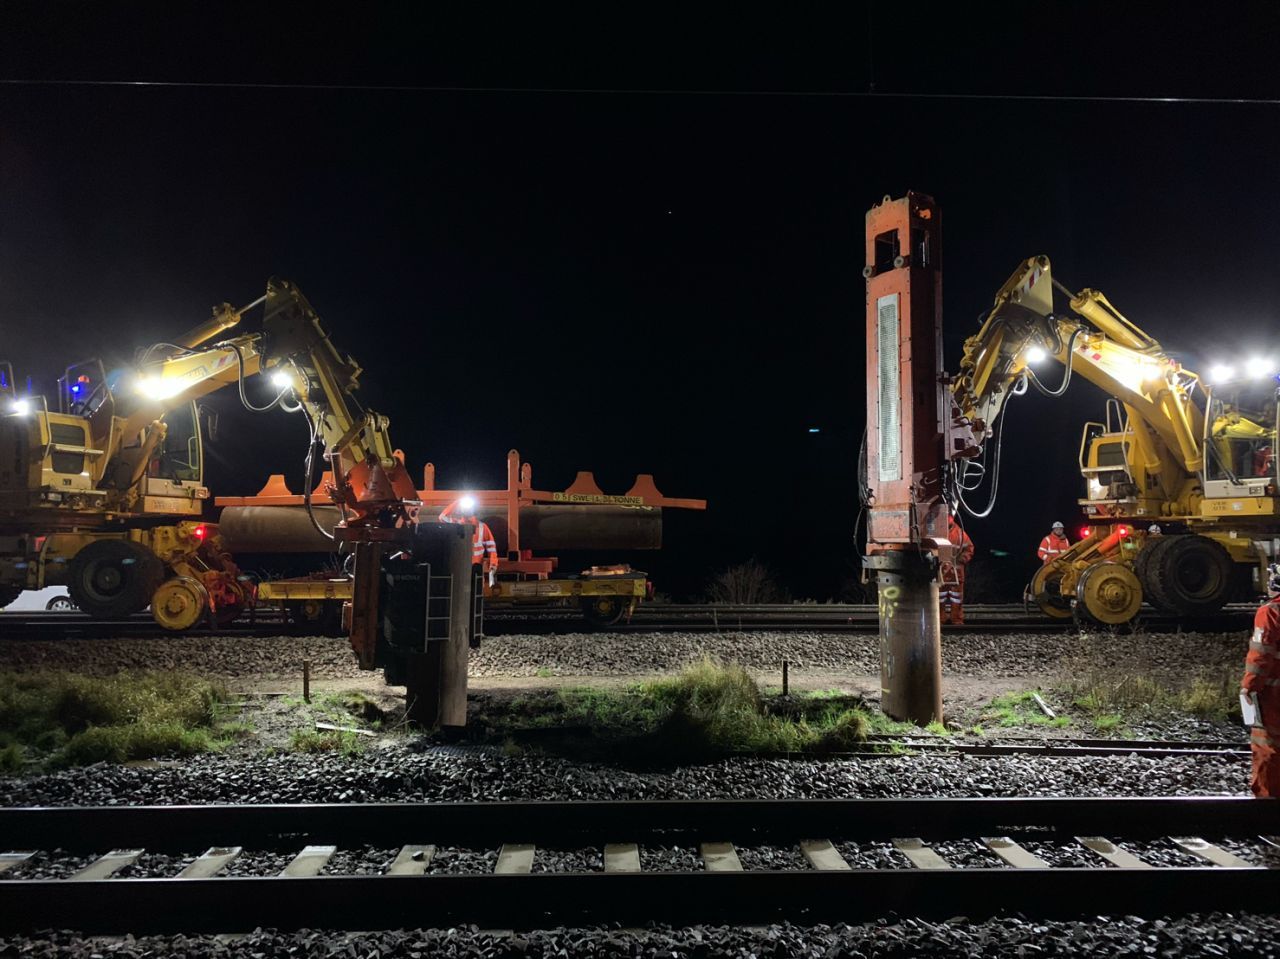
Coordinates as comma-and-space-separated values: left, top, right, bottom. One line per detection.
1148, 524, 1162, 534
1051, 521, 1064, 530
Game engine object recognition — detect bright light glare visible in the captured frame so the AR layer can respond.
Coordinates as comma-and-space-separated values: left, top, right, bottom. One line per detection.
1245, 357, 1274, 379
1209, 364, 1236, 384
1026, 346, 1047, 364
270, 370, 292, 390
459, 495, 477, 513
135, 376, 184, 401
10, 398, 30, 415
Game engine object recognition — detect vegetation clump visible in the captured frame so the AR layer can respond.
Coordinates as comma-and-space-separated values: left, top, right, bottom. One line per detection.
482, 659, 871, 762
0, 671, 234, 770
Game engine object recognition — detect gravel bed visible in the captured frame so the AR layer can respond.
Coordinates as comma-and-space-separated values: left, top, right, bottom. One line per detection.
468, 629, 1247, 678
221, 851, 294, 877
117, 852, 189, 878
834, 840, 908, 869
532, 847, 602, 873
0, 851, 84, 880
322, 846, 398, 875
0, 628, 1248, 682
0, 850, 97, 879
426, 846, 498, 874
639, 844, 703, 872
1017, 839, 1100, 868
733, 844, 810, 870
0, 635, 358, 680
6, 914, 1279, 957
927, 839, 1006, 868
0, 748, 1247, 806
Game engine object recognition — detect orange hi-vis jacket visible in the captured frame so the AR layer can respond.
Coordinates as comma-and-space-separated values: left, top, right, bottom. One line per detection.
1242, 595, 1280, 797
1038, 532, 1070, 564
438, 504, 500, 569
948, 519, 974, 569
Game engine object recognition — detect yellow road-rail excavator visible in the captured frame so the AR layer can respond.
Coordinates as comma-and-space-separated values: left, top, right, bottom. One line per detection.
0, 279, 420, 631
950, 256, 1278, 624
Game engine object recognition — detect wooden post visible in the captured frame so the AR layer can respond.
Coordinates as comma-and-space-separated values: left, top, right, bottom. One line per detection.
303, 659, 311, 704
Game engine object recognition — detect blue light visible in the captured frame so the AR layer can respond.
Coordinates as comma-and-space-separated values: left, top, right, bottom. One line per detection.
71, 384, 82, 393
807, 427, 820, 433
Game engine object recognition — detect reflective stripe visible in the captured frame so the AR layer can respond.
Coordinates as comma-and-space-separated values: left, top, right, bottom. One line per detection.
1250, 641, 1280, 654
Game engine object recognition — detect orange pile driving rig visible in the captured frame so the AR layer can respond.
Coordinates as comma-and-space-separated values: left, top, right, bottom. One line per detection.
215, 449, 706, 628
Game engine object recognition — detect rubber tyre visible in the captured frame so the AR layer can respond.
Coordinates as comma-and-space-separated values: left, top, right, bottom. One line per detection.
68, 540, 164, 618
581, 595, 627, 628
45, 596, 77, 611
0, 585, 21, 610
1145, 534, 1235, 617
1135, 534, 1179, 613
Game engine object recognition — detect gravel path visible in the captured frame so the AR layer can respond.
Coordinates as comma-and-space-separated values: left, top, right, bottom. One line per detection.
0, 628, 1248, 682
3, 915, 1278, 957
0, 744, 1247, 806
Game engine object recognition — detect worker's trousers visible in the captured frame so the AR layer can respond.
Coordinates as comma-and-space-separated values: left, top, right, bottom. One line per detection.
940, 565, 965, 626
1251, 725, 1280, 798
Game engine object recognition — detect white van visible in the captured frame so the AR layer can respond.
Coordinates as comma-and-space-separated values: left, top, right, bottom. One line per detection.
3, 586, 78, 612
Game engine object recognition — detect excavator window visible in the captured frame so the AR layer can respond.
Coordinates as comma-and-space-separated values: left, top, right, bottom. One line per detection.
148, 402, 202, 483
1095, 441, 1129, 486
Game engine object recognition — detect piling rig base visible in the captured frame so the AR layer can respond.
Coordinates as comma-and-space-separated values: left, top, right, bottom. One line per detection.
864, 549, 943, 726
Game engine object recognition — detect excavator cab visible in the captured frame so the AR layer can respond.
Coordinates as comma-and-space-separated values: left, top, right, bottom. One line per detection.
1203, 378, 1278, 500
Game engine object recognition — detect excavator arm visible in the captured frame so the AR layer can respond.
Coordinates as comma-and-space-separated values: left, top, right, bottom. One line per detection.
123, 278, 416, 532
950, 256, 1209, 480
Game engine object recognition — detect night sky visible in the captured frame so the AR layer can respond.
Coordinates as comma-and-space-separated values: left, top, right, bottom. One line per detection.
3, 4, 1279, 600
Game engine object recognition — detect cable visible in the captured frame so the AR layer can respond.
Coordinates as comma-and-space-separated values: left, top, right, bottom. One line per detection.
299, 405, 336, 542
1026, 327, 1084, 397
225, 342, 290, 413
1, 77, 1277, 105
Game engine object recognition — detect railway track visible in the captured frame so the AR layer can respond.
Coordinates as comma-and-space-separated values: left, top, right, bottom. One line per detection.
1, 603, 1252, 639
850, 733, 1250, 760
0, 797, 1276, 934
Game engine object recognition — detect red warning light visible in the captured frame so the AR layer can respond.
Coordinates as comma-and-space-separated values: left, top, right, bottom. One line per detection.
1080, 527, 1090, 538
1118, 526, 1129, 537
192, 524, 208, 541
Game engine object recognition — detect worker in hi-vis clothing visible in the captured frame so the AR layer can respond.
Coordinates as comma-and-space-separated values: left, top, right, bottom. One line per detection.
1037, 521, 1070, 565
940, 514, 974, 625
1242, 565, 1280, 797
439, 495, 499, 587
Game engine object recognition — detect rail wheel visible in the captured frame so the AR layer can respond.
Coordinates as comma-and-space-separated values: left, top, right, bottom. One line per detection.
1074, 562, 1143, 625
45, 596, 76, 611
1146, 534, 1234, 617
286, 599, 344, 636
581, 595, 628, 628
1029, 564, 1073, 619
68, 540, 164, 618
152, 576, 210, 631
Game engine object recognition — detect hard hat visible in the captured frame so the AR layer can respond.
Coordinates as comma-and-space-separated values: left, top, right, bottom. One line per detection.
1051, 521, 1064, 530
1147, 524, 1162, 534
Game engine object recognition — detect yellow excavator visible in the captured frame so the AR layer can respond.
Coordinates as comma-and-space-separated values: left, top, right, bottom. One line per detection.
0, 278, 417, 630
950, 255, 1278, 624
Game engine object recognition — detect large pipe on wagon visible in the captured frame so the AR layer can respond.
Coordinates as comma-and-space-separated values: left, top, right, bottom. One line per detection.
218, 504, 664, 553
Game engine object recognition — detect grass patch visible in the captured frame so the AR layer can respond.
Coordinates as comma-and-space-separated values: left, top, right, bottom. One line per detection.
979, 690, 1072, 729
476, 660, 873, 762
288, 728, 367, 757
1066, 668, 1239, 726
0, 671, 233, 770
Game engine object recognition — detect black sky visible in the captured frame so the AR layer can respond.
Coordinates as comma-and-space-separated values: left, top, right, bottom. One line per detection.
2, 3, 1279, 599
